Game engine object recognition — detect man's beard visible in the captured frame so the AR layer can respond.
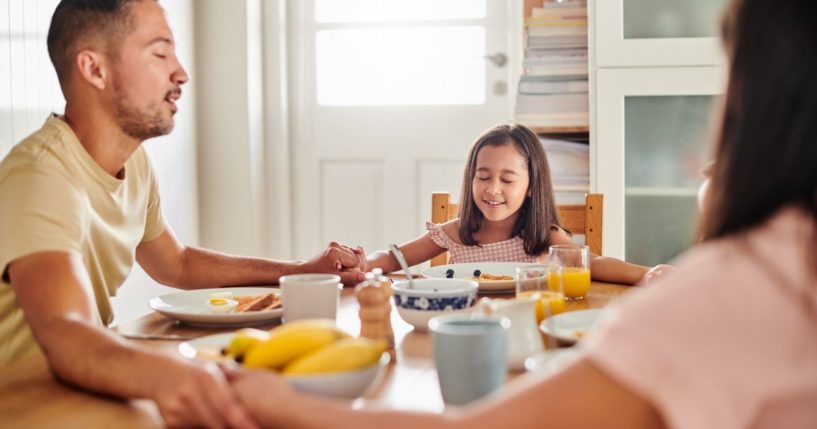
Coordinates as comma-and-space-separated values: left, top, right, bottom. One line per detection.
113, 86, 174, 141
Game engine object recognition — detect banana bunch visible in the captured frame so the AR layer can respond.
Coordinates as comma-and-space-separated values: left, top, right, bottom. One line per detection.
230, 319, 386, 374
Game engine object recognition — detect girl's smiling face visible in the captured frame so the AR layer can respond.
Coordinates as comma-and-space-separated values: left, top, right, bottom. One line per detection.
472, 143, 530, 224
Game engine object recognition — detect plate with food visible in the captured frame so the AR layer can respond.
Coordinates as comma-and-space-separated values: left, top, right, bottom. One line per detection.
538, 309, 606, 345
421, 262, 536, 292
149, 287, 282, 327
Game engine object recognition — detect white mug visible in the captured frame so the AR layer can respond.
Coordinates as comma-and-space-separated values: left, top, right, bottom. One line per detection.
476, 298, 544, 371
280, 274, 342, 322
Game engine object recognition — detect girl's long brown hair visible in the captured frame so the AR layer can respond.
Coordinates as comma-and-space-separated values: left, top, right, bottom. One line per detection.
457, 124, 560, 256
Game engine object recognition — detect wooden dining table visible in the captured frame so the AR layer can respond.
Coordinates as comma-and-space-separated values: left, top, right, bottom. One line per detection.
0, 281, 630, 428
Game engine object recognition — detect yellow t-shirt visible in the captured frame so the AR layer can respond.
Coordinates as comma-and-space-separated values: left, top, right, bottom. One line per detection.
0, 116, 166, 365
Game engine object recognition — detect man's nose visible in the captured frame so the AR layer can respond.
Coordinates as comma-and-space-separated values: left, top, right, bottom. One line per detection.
173, 60, 189, 86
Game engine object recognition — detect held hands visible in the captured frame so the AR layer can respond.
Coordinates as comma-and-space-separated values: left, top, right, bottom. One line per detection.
643, 264, 676, 284
152, 360, 259, 429
226, 368, 295, 424
302, 241, 367, 285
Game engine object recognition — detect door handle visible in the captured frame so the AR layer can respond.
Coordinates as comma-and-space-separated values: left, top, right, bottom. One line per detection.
483, 52, 508, 68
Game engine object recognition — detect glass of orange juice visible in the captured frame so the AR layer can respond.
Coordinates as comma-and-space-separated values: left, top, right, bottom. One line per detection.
547, 245, 591, 300
516, 265, 566, 324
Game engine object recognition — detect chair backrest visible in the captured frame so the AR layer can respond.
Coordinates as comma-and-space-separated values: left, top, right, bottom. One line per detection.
430, 192, 603, 266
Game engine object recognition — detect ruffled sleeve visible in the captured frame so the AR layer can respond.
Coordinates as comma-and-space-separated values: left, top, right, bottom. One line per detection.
426, 222, 456, 250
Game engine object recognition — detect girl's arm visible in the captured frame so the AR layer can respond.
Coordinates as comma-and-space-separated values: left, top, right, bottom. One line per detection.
365, 233, 447, 274
547, 228, 667, 285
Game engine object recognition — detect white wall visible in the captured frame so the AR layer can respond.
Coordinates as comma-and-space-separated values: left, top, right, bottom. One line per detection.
194, 0, 292, 260
0, 0, 200, 324
194, 0, 265, 258
0, 0, 63, 154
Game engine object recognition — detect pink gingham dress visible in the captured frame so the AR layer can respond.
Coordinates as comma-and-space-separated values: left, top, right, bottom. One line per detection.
426, 222, 539, 263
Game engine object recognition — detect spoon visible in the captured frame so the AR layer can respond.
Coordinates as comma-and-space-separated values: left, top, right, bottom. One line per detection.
388, 244, 415, 289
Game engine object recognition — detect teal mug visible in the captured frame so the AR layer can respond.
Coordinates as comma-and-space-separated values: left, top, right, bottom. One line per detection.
428, 314, 509, 406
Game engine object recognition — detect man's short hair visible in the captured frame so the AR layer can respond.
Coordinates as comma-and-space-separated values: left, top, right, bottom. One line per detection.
46, 0, 143, 87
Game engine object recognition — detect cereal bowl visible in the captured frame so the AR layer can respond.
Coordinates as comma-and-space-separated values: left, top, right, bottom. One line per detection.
392, 278, 479, 331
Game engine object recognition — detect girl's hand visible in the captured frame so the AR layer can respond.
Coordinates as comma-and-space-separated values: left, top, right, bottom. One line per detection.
302, 242, 366, 285
642, 264, 676, 284
354, 246, 368, 273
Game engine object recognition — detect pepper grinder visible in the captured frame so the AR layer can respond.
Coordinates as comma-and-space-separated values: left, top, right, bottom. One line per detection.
355, 269, 395, 359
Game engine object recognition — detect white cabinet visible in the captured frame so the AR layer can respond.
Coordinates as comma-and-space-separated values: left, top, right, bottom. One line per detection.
593, 0, 727, 67
590, 0, 729, 264
595, 67, 725, 263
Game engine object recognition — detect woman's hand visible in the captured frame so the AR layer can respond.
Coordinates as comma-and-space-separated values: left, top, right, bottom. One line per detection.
642, 264, 676, 284
226, 368, 296, 425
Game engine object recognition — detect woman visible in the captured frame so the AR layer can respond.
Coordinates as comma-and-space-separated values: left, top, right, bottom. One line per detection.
230, 0, 817, 427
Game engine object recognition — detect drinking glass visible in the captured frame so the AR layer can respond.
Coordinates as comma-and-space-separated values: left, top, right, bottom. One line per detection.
547, 245, 591, 300
516, 264, 565, 324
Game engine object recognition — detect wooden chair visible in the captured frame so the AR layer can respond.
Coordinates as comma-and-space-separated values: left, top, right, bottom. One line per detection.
430, 192, 603, 266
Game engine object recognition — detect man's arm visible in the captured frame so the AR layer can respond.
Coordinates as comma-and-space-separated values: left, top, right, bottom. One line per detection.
8, 251, 257, 429
136, 227, 365, 288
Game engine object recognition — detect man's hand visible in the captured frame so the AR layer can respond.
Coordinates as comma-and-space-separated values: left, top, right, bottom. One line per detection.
642, 264, 676, 284
152, 360, 259, 429
301, 242, 367, 285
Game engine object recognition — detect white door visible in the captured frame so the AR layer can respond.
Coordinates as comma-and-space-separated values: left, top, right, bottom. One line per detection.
289, 0, 514, 260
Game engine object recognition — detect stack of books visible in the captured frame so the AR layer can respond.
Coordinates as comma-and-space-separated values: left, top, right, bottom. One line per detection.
515, 0, 589, 128
542, 136, 589, 187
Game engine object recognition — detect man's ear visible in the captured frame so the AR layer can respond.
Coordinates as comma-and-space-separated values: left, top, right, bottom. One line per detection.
75, 50, 108, 90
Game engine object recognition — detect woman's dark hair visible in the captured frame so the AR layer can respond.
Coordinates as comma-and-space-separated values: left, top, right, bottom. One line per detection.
458, 123, 560, 256
701, 0, 817, 241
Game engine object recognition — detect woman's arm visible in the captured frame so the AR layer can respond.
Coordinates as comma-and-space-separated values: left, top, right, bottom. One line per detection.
230, 357, 665, 429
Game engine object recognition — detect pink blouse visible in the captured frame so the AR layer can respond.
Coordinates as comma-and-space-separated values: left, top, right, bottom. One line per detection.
426, 222, 539, 263
585, 207, 817, 429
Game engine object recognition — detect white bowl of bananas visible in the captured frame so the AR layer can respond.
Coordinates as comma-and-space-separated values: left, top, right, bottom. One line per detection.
178, 319, 389, 399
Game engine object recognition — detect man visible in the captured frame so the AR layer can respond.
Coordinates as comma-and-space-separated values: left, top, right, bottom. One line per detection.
0, 0, 363, 427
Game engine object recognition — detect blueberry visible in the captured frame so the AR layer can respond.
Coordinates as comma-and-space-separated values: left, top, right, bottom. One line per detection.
473, 269, 481, 277
445, 269, 454, 278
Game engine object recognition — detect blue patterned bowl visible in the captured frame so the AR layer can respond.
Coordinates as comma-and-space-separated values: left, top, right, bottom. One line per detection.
392, 279, 479, 331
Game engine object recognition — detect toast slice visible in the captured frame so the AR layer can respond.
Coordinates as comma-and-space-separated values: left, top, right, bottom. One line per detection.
234, 293, 282, 312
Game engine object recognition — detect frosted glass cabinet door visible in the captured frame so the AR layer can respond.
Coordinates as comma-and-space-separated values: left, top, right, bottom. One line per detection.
593, 0, 728, 67
595, 67, 725, 262
624, 96, 714, 266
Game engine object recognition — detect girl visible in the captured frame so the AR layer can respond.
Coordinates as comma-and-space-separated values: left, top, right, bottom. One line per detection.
363, 123, 671, 284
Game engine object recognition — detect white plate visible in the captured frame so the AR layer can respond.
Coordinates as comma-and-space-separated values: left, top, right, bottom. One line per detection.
149, 287, 282, 327
178, 333, 235, 362
422, 262, 537, 292
539, 309, 605, 344
178, 333, 389, 399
